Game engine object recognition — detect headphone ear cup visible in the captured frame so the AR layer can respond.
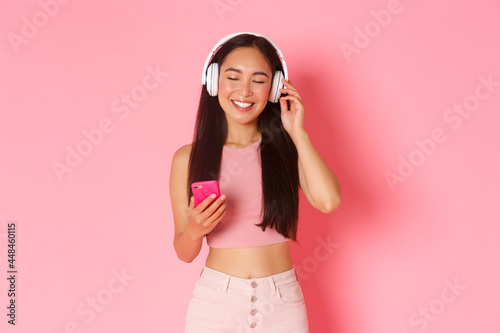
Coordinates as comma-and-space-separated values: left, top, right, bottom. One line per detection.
269, 70, 284, 103
206, 62, 219, 96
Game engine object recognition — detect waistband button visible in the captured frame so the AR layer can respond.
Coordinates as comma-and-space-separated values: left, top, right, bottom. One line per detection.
251, 296, 257, 303
251, 281, 258, 288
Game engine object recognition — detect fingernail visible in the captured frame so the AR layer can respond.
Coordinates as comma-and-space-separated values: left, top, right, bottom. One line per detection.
220, 194, 226, 201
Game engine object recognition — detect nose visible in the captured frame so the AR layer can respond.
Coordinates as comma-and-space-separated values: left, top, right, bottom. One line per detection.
238, 79, 253, 97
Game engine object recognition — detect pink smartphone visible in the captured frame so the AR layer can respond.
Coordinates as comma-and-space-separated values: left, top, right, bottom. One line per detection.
191, 180, 221, 207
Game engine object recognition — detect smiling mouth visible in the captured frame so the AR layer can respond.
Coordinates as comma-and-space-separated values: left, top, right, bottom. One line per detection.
232, 100, 254, 109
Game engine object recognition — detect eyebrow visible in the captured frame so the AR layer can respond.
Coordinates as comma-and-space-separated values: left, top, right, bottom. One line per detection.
224, 68, 269, 77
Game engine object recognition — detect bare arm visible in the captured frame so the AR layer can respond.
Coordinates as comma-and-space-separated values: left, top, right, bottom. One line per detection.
279, 79, 341, 213
169, 145, 227, 262
292, 130, 341, 213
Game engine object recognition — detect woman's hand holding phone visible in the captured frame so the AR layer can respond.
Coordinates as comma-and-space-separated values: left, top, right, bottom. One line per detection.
185, 185, 227, 241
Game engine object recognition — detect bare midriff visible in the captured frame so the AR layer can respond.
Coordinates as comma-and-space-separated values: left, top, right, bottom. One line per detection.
205, 241, 293, 279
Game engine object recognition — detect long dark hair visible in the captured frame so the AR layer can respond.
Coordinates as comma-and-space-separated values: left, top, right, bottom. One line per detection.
187, 34, 299, 241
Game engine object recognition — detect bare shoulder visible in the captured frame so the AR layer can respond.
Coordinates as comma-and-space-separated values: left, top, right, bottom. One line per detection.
170, 143, 193, 235
170, 143, 193, 192
171, 143, 193, 166
170, 143, 193, 205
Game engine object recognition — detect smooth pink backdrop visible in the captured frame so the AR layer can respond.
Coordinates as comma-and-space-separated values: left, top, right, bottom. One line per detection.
1, 1, 499, 332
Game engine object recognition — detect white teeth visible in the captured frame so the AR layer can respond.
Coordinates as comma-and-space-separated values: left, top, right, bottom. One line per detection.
233, 101, 252, 108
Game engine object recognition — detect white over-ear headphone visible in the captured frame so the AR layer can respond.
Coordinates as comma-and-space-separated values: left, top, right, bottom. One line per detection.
201, 32, 288, 103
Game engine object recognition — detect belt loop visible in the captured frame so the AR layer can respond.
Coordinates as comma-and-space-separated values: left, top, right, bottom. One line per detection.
221, 275, 230, 294
268, 276, 277, 296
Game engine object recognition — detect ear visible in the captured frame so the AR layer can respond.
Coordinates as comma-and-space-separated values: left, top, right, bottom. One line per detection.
206, 62, 219, 96
269, 70, 284, 103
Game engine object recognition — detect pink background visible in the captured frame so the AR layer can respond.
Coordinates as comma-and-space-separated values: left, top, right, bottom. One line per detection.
1, 0, 500, 332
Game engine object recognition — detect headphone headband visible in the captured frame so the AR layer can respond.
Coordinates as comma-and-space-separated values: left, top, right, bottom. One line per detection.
201, 32, 288, 85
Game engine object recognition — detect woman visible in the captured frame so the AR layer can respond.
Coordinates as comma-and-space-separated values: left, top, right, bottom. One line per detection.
169, 32, 341, 333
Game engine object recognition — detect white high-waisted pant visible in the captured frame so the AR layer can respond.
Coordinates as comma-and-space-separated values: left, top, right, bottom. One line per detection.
185, 265, 310, 333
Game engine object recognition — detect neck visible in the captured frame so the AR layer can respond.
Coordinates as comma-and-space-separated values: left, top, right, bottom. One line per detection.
225, 121, 261, 146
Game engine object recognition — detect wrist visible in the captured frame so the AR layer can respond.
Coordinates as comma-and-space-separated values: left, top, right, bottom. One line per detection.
183, 225, 204, 242
289, 128, 309, 143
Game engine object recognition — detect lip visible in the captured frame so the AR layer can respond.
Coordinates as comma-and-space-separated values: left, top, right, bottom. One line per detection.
232, 100, 254, 112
